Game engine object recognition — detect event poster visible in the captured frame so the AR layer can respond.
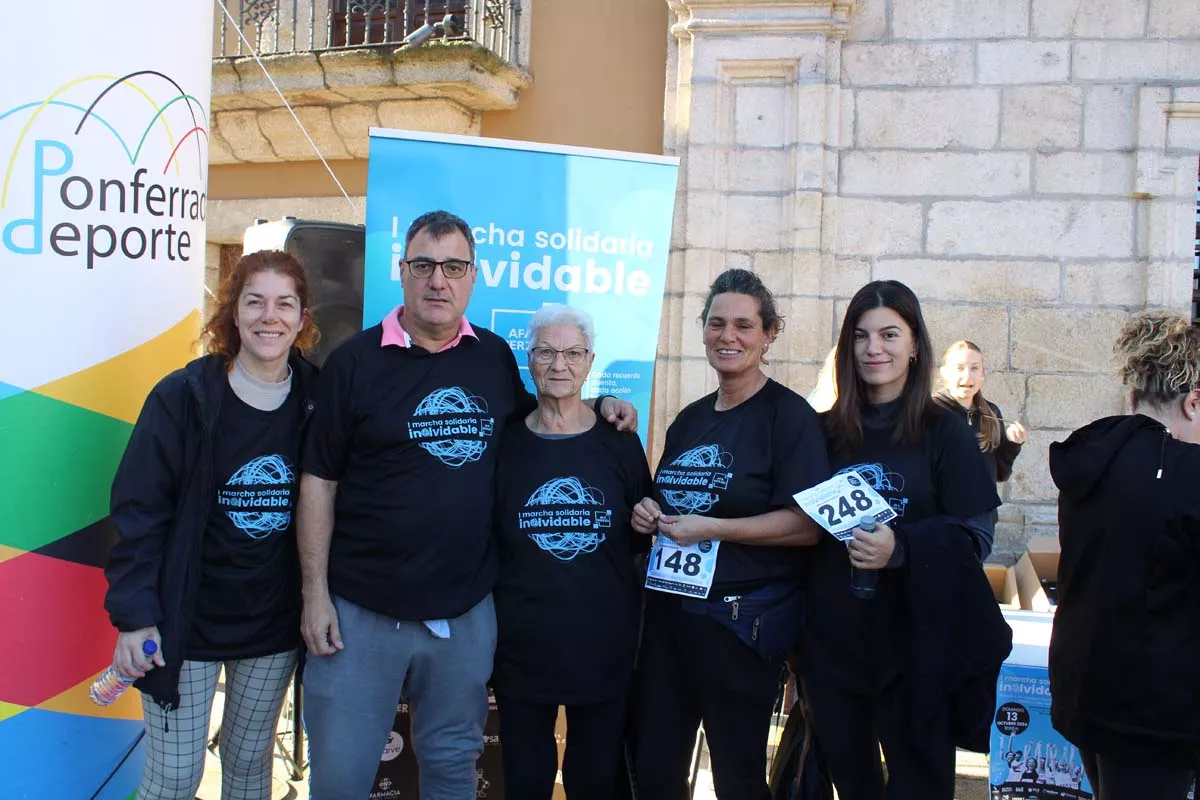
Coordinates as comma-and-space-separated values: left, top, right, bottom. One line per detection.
991, 663, 1092, 800
364, 129, 680, 443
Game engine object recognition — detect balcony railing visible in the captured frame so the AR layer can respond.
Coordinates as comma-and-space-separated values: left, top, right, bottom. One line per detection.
216, 0, 520, 65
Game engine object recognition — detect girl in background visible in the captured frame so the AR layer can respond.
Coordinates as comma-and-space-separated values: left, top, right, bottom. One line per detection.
934, 340, 1026, 485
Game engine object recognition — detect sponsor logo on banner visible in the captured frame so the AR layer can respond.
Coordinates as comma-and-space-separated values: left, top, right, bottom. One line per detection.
380, 731, 404, 762
1, 71, 208, 271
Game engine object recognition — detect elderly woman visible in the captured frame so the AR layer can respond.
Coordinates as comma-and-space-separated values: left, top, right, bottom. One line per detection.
491, 303, 653, 800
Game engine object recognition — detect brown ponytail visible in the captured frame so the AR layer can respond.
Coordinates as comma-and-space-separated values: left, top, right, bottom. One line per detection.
971, 384, 1002, 452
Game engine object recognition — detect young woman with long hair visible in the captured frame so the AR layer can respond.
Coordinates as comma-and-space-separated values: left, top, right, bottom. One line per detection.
799, 280, 1010, 800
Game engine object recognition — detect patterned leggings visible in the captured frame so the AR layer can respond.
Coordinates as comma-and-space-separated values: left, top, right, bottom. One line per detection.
139, 649, 299, 800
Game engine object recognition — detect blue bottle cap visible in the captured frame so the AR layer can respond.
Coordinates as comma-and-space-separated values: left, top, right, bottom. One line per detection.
142, 640, 158, 656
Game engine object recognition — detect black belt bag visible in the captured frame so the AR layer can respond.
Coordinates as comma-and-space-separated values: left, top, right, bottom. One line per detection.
681, 580, 802, 661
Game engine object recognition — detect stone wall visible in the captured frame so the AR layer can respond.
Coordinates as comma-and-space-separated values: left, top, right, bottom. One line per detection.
659, 0, 1200, 559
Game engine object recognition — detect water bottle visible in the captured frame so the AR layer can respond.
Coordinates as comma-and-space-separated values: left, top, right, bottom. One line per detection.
89, 639, 158, 706
849, 516, 879, 600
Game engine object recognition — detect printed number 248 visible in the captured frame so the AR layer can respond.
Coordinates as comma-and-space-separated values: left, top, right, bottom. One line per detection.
817, 489, 874, 528
654, 548, 702, 576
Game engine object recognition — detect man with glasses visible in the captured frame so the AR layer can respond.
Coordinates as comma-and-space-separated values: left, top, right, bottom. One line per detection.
297, 210, 636, 798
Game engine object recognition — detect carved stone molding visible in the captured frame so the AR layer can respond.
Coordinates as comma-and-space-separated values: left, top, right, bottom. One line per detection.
210, 43, 528, 163
668, 0, 857, 39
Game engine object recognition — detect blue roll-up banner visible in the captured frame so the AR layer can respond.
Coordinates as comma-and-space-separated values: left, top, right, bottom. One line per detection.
365, 129, 680, 443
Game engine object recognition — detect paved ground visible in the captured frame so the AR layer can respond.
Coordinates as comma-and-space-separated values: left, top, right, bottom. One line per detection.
195, 682, 990, 799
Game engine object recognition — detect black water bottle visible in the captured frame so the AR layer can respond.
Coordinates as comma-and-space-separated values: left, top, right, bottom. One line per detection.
849, 516, 878, 600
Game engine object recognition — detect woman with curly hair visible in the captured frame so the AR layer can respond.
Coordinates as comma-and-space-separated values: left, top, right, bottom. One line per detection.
102, 250, 320, 799
1049, 311, 1200, 800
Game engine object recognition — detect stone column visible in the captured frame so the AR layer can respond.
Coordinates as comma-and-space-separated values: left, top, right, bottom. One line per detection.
654, 0, 855, 462
1135, 86, 1200, 313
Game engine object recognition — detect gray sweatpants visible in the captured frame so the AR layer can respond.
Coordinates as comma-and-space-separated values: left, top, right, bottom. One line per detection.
303, 593, 497, 800
139, 649, 299, 800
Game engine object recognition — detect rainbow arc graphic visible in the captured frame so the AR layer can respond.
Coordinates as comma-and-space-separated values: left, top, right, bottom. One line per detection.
0, 70, 209, 210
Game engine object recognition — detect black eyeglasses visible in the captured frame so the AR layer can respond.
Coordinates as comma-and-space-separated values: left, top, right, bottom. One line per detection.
530, 346, 591, 365
403, 259, 475, 279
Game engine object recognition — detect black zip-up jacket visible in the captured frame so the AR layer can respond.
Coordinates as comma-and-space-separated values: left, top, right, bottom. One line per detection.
905, 515, 1012, 753
1049, 414, 1200, 765
103, 353, 317, 710
933, 391, 1022, 483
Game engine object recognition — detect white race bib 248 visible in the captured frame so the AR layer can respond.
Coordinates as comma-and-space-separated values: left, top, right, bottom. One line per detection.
793, 472, 896, 541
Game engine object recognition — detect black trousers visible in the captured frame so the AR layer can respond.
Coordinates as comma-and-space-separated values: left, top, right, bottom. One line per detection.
494, 693, 628, 800
803, 675, 956, 800
1081, 749, 1197, 800
630, 592, 783, 800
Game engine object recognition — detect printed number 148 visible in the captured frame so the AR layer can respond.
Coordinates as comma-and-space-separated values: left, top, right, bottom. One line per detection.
654, 547, 702, 577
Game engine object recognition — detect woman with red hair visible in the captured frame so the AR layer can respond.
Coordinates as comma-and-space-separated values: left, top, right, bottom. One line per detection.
103, 250, 320, 799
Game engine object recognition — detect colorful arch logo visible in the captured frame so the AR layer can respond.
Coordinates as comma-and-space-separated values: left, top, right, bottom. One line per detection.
1, 71, 209, 271
0, 26, 213, 795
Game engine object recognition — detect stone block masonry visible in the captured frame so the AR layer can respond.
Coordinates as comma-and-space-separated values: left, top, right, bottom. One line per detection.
660, 0, 1200, 559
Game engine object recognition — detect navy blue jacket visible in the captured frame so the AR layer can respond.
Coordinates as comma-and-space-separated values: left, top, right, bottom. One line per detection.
103, 353, 316, 709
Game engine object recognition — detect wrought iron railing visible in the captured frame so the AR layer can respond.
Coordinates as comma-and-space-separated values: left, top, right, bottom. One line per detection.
215, 0, 521, 65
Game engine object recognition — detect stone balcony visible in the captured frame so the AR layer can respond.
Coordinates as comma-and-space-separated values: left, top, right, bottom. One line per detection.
209, 0, 531, 163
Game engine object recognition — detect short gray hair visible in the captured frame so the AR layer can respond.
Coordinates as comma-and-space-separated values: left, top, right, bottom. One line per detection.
525, 303, 595, 350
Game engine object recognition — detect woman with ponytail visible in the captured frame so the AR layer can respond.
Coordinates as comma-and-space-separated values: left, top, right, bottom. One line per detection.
934, 341, 1026, 485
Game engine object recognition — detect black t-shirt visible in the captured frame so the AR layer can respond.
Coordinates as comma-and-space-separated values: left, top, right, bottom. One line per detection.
803, 400, 999, 692
188, 383, 303, 660
652, 379, 830, 593
491, 421, 653, 704
302, 324, 535, 620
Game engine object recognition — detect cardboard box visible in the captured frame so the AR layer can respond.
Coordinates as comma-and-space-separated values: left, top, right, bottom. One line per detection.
987, 537, 1061, 612
1025, 536, 1060, 605
990, 610, 1093, 799
986, 563, 1019, 608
